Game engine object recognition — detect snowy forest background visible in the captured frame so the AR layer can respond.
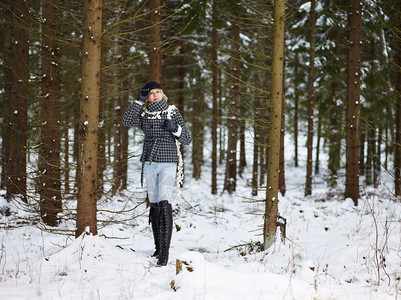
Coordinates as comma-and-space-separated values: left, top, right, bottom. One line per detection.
0, 0, 401, 299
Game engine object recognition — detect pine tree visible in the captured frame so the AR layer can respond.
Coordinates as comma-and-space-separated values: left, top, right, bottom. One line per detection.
76, 0, 103, 237
264, 0, 285, 250
211, 0, 219, 194
7, 0, 30, 202
305, 0, 316, 196
38, 0, 62, 226
345, 0, 363, 205
149, 0, 162, 82
224, 3, 241, 194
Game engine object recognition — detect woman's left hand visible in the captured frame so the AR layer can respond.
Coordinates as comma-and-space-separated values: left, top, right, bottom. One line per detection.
162, 119, 178, 133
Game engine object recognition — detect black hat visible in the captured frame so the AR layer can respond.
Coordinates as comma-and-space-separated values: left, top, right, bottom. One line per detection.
142, 81, 162, 91
137, 81, 162, 101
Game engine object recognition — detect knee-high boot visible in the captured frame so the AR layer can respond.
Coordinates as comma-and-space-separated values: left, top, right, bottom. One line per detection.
149, 202, 161, 258
157, 200, 173, 266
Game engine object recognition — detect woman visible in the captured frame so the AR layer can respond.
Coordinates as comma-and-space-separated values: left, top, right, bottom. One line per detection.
122, 81, 191, 266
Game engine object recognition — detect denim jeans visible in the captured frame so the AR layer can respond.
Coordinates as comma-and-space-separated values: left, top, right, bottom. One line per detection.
143, 162, 177, 204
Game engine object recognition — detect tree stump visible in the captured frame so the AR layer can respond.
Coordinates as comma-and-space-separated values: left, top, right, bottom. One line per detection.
171, 259, 194, 291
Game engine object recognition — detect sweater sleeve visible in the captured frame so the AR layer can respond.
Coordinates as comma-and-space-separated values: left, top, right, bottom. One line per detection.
121, 101, 144, 128
173, 109, 192, 146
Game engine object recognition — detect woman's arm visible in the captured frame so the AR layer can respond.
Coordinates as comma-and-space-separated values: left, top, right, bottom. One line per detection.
121, 100, 144, 128
173, 109, 192, 146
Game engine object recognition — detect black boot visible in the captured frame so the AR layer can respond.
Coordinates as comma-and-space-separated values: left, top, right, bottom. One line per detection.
157, 200, 173, 266
149, 202, 161, 258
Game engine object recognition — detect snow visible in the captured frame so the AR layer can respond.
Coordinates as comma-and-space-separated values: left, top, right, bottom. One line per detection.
0, 132, 400, 300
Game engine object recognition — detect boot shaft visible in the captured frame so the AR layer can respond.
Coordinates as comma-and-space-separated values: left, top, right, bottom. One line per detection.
149, 203, 162, 257
157, 201, 173, 266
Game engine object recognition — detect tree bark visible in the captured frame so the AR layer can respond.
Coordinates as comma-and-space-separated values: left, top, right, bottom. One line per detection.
359, 126, 366, 176
252, 85, 261, 196
7, 0, 29, 202
375, 128, 381, 184
345, 0, 362, 205
211, 0, 218, 194
112, 21, 123, 195
396, 73, 401, 195
314, 117, 321, 175
223, 6, 240, 194
264, 0, 285, 250
219, 69, 225, 165
63, 100, 71, 196
118, 6, 130, 192
149, 0, 162, 82
76, 0, 102, 237
395, 6, 401, 196
252, 128, 259, 196
38, 0, 62, 226
260, 135, 267, 187
305, 0, 316, 196
238, 109, 246, 177
279, 61, 286, 196
192, 99, 204, 179
328, 82, 342, 189
1, 11, 12, 192
365, 126, 374, 186
293, 52, 299, 168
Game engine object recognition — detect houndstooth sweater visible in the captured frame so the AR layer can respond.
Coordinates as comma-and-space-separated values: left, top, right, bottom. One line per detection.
121, 99, 191, 163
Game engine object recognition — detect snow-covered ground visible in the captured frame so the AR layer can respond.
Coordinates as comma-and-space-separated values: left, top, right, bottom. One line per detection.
0, 133, 400, 299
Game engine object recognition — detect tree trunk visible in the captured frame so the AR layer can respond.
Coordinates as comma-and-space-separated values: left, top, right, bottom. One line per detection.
374, 128, 381, 184
328, 82, 342, 189
76, 0, 102, 238
293, 52, 299, 168
252, 86, 261, 197
365, 126, 374, 186
238, 107, 246, 177
149, 0, 162, 82
112, 85, 122, 194
192, 99, 204, 179
264, 0, 285, 250
97, 71, 105, 197
396, 73, 401, 195
219, 69, 225, 165
112, 27, 123, 195
395, 8, 401, 196
260, 135, 267, 187
315, 117, 321, 175
73, 104, 80, 195
359, 125, 365, 176
223, 6, 240, 194
38, 0, 62, 226
305, 0, 316, 196
176, 43, 187, 181
63, 103, 71, 196
252, 129, 259, 196
279, 64, 286, 196
1, 13, 12, 191
345, 0, 362, 205
118, 8, 130, 192
211, 0, 218, 194
120, 59, 129, 191
8, 0, 29, 202
384, 108, 390, 170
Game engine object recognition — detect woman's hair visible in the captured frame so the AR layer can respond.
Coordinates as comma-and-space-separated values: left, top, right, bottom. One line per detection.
161, 90, 168, 101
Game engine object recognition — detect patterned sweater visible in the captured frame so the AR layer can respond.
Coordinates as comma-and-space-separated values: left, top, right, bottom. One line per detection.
121, 99, 191, 163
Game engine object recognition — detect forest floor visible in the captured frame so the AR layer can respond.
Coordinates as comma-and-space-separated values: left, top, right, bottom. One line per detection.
0, 159, 400, 299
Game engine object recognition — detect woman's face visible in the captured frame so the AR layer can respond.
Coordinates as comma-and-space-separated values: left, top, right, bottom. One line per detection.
147, 89, 162, 103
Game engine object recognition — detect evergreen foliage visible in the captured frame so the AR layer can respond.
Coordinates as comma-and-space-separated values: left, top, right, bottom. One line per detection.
0, 0, 400, 233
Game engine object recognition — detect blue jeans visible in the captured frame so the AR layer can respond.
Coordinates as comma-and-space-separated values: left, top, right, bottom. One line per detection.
144, 162, 177, 204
